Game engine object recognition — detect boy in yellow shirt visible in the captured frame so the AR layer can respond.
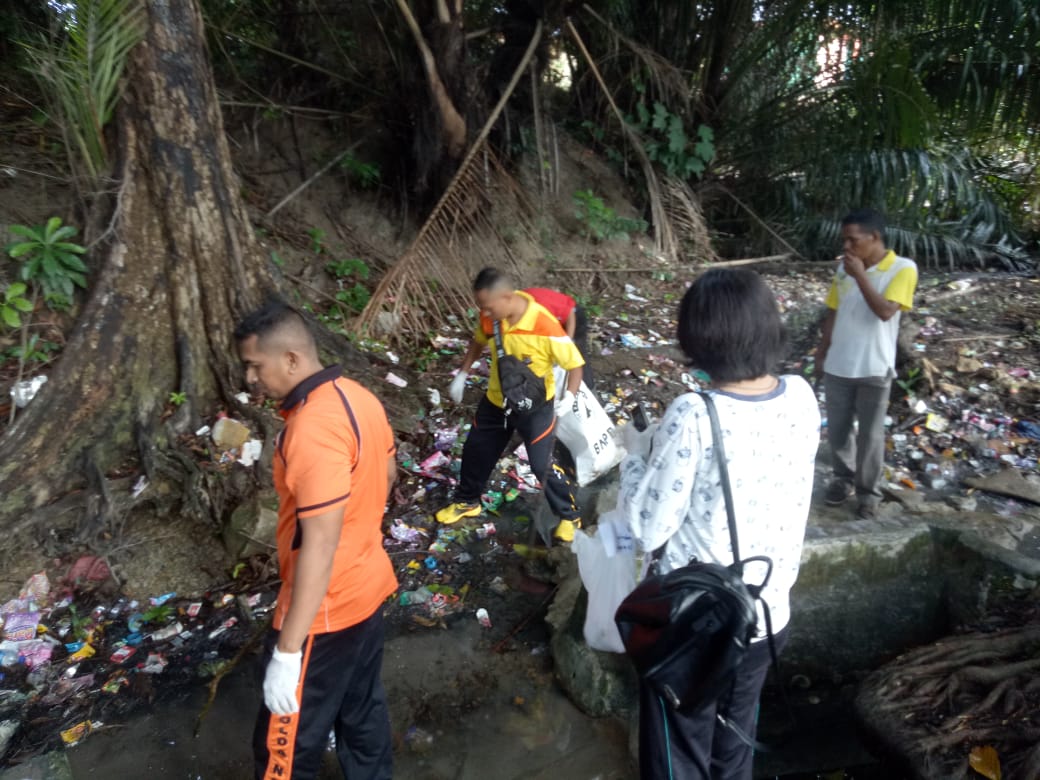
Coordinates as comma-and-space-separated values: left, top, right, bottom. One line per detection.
439, 268, 585, 541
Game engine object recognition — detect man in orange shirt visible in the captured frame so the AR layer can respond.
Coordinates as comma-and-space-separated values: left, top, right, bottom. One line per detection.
236, 301, 397, 780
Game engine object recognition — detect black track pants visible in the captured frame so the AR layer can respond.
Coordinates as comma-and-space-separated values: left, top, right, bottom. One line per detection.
457, 395, 580, 522
253, 608, 392, 780
638, 629, 788, 780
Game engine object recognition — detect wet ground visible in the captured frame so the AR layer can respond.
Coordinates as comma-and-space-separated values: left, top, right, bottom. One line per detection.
64, 620, 634, 780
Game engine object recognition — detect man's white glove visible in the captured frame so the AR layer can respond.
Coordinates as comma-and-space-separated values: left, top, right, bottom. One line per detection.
622, 421, 658, 458
263, 647, 302, 715
555, 390, 575, 417
448, 371, 468, 404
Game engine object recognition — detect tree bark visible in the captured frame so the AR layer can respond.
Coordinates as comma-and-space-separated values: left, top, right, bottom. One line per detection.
0, 0, 275, 529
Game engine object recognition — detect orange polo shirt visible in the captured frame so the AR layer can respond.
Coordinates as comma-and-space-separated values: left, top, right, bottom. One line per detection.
272, 365, 397, 635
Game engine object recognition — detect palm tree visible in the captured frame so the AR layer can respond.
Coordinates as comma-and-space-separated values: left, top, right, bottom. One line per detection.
574, 0, 1040, 268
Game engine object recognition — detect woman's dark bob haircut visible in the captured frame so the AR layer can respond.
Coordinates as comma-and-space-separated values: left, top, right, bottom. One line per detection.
677, 268, 786, 384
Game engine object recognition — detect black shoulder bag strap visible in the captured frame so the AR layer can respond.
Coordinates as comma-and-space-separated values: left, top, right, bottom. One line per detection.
491, 319, 507, 361
695, 391, 793, 751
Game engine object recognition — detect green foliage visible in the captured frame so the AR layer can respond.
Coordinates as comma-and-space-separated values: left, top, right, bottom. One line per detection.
24, 0, 145, 180
334, 284, 370, 314
141, 604, 173, 625
307, 227, 326, 254
572, 190, 648, 242
168, 391, 187, 406
1, 283, 33, 329
573, 294, 603, 318
4, 335, 60, 366
326, 257, 370, 281
895, 366, 924, 397
339, 154, 381, 189
6, 217, 88, 304
325, 257, 371, 314
632, 101, 715, 179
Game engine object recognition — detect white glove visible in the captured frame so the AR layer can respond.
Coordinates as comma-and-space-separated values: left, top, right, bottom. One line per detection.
263, 647, 302, 715
448, 371, 468, 404
555, 390, 575, 417
622, 421, 658, 458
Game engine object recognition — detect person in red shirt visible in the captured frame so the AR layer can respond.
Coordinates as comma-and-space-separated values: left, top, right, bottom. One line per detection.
523, 287, 594, 389
236, 301, 396, 780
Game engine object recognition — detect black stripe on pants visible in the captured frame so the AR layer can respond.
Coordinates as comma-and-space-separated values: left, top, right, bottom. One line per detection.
638, 628, 788, 780
457, 395, 580, 521
253, 608, 392, 780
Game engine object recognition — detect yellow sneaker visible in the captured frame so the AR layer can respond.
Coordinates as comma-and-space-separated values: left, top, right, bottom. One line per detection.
553, 518, 582, 543
435, 502, 481, 525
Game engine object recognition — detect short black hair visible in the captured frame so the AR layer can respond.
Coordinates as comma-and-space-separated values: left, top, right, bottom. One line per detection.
473, 267, 512, 292
676, 268, 786, 384
841, 208, 886, 242
233, 298, 310, 343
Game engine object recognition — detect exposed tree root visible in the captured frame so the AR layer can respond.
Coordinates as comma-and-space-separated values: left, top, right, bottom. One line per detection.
857, 624, 1040, 779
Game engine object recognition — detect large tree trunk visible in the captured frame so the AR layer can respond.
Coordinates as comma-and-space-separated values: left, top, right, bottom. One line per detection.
0, 1, 275, 537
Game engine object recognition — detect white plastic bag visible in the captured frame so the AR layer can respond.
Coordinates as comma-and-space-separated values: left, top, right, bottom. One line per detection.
556, 383, 625, 485
573, 523, 636, 653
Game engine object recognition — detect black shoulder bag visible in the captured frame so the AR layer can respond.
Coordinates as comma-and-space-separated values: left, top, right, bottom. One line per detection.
492, 319, 546, 416
614, 392, 777, 724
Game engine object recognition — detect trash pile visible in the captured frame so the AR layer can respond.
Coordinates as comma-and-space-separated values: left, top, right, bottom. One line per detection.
0, 560, 273, 761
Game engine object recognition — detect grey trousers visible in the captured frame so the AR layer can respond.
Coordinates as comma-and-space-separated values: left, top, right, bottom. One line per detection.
824, 373, 891, 507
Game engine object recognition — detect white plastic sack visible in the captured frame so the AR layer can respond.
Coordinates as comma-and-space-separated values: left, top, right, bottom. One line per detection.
556, 383, 625, 485
552, 366, 567, 402
573, 525, 636, 653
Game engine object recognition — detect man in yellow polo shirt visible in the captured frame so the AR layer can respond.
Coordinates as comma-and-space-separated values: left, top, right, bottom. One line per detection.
816, 209, 918, 520
439, 268, 586, 541
235, 301, 396, 780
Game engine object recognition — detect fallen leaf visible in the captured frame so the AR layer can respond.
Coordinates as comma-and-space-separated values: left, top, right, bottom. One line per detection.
969, 745, 1001, 780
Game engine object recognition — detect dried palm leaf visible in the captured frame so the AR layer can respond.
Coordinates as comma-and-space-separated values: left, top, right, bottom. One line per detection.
661, 176, 717, 263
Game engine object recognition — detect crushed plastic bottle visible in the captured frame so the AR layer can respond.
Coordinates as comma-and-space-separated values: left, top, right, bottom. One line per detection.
10, 375, 47, 408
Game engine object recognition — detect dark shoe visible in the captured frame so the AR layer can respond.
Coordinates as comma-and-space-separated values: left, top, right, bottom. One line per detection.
824, 480, 854, 506
856, 503, 878, 520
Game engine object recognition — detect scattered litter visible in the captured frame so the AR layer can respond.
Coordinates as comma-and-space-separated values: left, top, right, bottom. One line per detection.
384, 372, 408, 388
10, 375, 48, 408
238, 439, 263, 467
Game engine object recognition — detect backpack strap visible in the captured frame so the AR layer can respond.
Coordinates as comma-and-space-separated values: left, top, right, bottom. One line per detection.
695, 392, 741, 568
491, 320, 507, 360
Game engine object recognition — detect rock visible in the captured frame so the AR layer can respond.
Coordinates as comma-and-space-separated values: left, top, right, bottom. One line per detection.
0, 750, 73, 780
945, 495, 977, 512
547, 575, 637, 719
222, 489, 280, 558
965, 469, 1040, 506
212, 417, 251, 450
0, 720, 19, 762
956, 355, 983, 373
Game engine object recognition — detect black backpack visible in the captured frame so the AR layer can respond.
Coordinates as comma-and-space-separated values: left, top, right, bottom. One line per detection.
614, 392, 776, 720
492, 320, 546, 416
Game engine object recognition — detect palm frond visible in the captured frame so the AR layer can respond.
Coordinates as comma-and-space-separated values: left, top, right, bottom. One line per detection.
24, 0, 145, 180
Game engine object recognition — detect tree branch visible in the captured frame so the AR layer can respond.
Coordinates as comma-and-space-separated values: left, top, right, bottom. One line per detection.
394, 0, 467, 158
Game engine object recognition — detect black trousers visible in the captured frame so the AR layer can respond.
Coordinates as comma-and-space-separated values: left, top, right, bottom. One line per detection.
573, 305, 594, 390
253, 608, 392, 780
457, 395, 580, 522
638, 629, 788, 780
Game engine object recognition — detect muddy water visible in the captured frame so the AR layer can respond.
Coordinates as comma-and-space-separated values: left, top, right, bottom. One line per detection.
66, 617, 634, 779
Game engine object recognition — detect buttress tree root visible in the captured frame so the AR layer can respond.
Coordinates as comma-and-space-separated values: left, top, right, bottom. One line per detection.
856, 624, 1040, 780
0, 0, 277, 562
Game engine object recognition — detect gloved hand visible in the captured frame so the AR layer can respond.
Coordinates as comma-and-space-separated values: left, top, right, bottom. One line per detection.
263, 647, 302, 715
448, 371, 468, 404
622, 421, 658, 458
555, 390, 575, 417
